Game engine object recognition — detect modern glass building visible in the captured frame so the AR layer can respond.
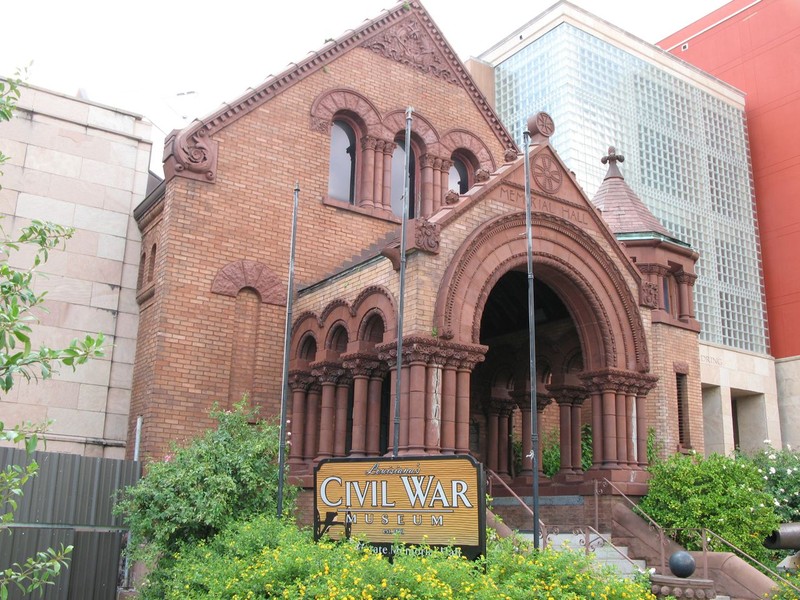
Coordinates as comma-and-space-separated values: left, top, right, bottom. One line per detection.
470, 1, 781, 452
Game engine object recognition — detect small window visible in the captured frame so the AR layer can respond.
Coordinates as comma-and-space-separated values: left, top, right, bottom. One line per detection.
676, 373, 691, 449
328, 120, 357, 203
391, 139, 416, 219
449, 157, 470, 194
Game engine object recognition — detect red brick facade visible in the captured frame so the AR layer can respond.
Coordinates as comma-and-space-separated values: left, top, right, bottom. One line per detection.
130, 1, 703, 502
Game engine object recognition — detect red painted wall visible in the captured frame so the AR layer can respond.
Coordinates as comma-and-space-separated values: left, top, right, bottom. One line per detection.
660, 0, 800, 359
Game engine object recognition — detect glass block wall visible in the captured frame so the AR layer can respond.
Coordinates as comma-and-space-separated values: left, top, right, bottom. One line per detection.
492, 23, 768, 354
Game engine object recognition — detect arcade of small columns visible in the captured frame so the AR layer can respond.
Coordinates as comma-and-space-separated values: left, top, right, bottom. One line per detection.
638, 263, 698, 321
483, 371, 657, 483
287, 337, 657, 483
352, 137, 460, 219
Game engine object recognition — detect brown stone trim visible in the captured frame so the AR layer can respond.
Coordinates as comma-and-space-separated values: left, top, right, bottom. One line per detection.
309, 88, 383, 136
352, 286, 397, 337
210, 259, 287, 306
321, 195, 400, 223
382, 109, 438, 150
439, 128, 496, 173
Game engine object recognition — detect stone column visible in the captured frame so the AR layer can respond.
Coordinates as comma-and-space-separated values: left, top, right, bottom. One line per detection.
536, 393, 553, 476
615, 390, 628, 468
334, 375, 352, 457
440, 359, 458, 454
432, 158, 443, 215
407, 356, 427, 454
556, 396, 573, 473
513, 393, 533, 477
342, 355, 380, 458
590, 389, 603, 468
625, 389, 636, 467
636, 393, 648, 467
304, 384, 321, 462
497, 405, 513, 479
425, 362, 443, 453
381, 142, 395, 211
420, 154, 435, 218
571, 399, 584, 471
366, 368, 386, 456
439, 160, 452, 213
311, 362, 344, 462
288, 371, 312, 471
486, 405, 499, 473
360, 136, 376, 208
676, 272, 697, 320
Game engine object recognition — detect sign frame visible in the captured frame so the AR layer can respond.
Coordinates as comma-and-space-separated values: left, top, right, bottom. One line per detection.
313, 454, 486, 560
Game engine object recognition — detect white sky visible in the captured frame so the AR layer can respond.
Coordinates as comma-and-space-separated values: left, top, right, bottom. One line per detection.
2, 0, 729, 173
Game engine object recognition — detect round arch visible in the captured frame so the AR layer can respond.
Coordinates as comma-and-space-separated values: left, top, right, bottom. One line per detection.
434, 211, 649, 373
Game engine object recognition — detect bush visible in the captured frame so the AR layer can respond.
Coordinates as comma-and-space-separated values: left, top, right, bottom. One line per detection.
638, 452, 779, 565
541, 425, 592, 477
746, 444, 800, 524
146, 513, 657, 600
113, 400, 295, 567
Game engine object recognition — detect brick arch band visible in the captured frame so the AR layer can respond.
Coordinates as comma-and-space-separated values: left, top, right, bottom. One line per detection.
211, 259, 286, 305
434, 212, 649, 373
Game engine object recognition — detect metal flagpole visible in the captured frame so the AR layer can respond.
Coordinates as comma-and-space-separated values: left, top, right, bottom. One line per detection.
277, 181, 300, 517
393, 107, 413, 458
523, 130, 541, 549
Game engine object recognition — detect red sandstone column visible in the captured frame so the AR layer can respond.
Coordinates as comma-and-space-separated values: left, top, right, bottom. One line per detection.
455, 366, 471, 454
420, 155, 434, 218
381, 142, 394, 211
349, 371, 369, 457
517, 400, 533, 476
425, 363, 442, 453
557, 398, 573, 473
373, 141, 386, 207
304, 385, 321, 462
615, 391, 628, 467
440, 361, 457, 454
407, 359, 427, 454
486, 406, 499, 473
497, 408, 512, 478
590, 390, 603, 468
313, 364, 343, 462
399, 365, 411, 453
602, 388, 617, 467
366, 370, 385, 456
334, 376, 351, 457
625, 391, 636, 467
536, 393, 551, 476
288, 372, 311, 470
636, 394, 648, 467
571, 402, 583, 471
432, 158, 443, 214
387, 366, 397, 455
439, 160, 451, 211
360, 136, 376, 208
677, 272, 697, 320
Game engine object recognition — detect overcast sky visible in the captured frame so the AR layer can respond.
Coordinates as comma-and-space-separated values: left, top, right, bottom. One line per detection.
2, 0, 729, 170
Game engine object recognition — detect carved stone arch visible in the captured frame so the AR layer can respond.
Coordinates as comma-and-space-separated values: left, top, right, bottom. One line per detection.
439, 129, 497, 173
319, 301, 355, 356
325, 321, 351, 355
381, 109, 439, 151
310, 88, 382, 135
320, 298, 354, 324
434, 212, 649, 373
289, 312, 321, 369
352, 285, 397, 338
211, 260, 286, 305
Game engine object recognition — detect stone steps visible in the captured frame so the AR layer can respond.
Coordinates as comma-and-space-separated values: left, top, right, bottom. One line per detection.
516, 531, 647, 577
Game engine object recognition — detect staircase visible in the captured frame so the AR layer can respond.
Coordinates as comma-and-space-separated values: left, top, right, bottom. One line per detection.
516, 530, 647, 577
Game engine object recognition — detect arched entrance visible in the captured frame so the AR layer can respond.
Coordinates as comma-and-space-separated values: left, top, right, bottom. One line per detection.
434, 211, 657, 489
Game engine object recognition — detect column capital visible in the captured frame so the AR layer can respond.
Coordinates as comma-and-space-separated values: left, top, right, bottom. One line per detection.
310, 361, 345, 384
288, 370, 314, 391
579, 369, 658, 395
341, 352, 381, 377
376, 337, 487, 371
547, 384, 589, 406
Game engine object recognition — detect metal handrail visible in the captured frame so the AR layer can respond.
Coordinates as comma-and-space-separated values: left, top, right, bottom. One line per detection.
485, 469, 548, 544
574, 525, 647, 573
596, 477, 800, 593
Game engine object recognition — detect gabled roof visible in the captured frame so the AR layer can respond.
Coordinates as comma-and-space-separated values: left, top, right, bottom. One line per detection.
164, 0, 517, 182
591, 147, 673, 238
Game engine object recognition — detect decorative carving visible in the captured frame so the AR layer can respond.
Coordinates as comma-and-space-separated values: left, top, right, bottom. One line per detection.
444, 190, 460, 205
527, 112, 555, 138
310, 117, 331, 134
532, 153, 563, 194
675, 271, 697, 286
310, 361, 345, 384
361, 17, 458, 84
640, 281, 659, 309
211, 260, 286, 306
474, 167, 490, 183
288, 370, 314, 391
504, 148, 518, 163
547, 384, 589, 406
165, 127, 218, 182
341, 354, 380, 377
412, 218, 440, 254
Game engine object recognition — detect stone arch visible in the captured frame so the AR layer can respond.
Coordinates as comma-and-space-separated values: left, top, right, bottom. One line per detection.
211, 259, 286, 305
310, 88, 382, 135
439, 128, 496, 172
289, 313, 321, 369
319, 301, 354, 355
352, 285, 397, 339
434, 212, 649, 373
381, 109, 439, 150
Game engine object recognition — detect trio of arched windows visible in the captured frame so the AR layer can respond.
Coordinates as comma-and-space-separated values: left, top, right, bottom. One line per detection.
327, 117, 477, 219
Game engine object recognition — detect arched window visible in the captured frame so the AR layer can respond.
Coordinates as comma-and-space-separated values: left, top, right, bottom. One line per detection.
449, 156, 470, 194
328, 120, 357, 203
391, 137, 417, 219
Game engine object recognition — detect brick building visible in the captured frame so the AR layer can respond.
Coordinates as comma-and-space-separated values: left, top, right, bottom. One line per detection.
131, 0, 703, 500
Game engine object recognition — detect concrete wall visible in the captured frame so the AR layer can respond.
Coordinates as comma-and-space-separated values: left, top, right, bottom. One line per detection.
776, 356, 800, 449
0, 82, 152, 458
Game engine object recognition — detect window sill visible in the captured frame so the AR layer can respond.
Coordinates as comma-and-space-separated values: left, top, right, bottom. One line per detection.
651, 309, 701, 332
322, 196, 401, 224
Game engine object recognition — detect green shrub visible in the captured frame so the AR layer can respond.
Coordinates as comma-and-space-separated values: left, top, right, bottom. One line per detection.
746, 444, 800, 524
113, 400, 295, 567
638, 452, 779, 564
146, 513, 656, 600
541, 425, 592, 477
